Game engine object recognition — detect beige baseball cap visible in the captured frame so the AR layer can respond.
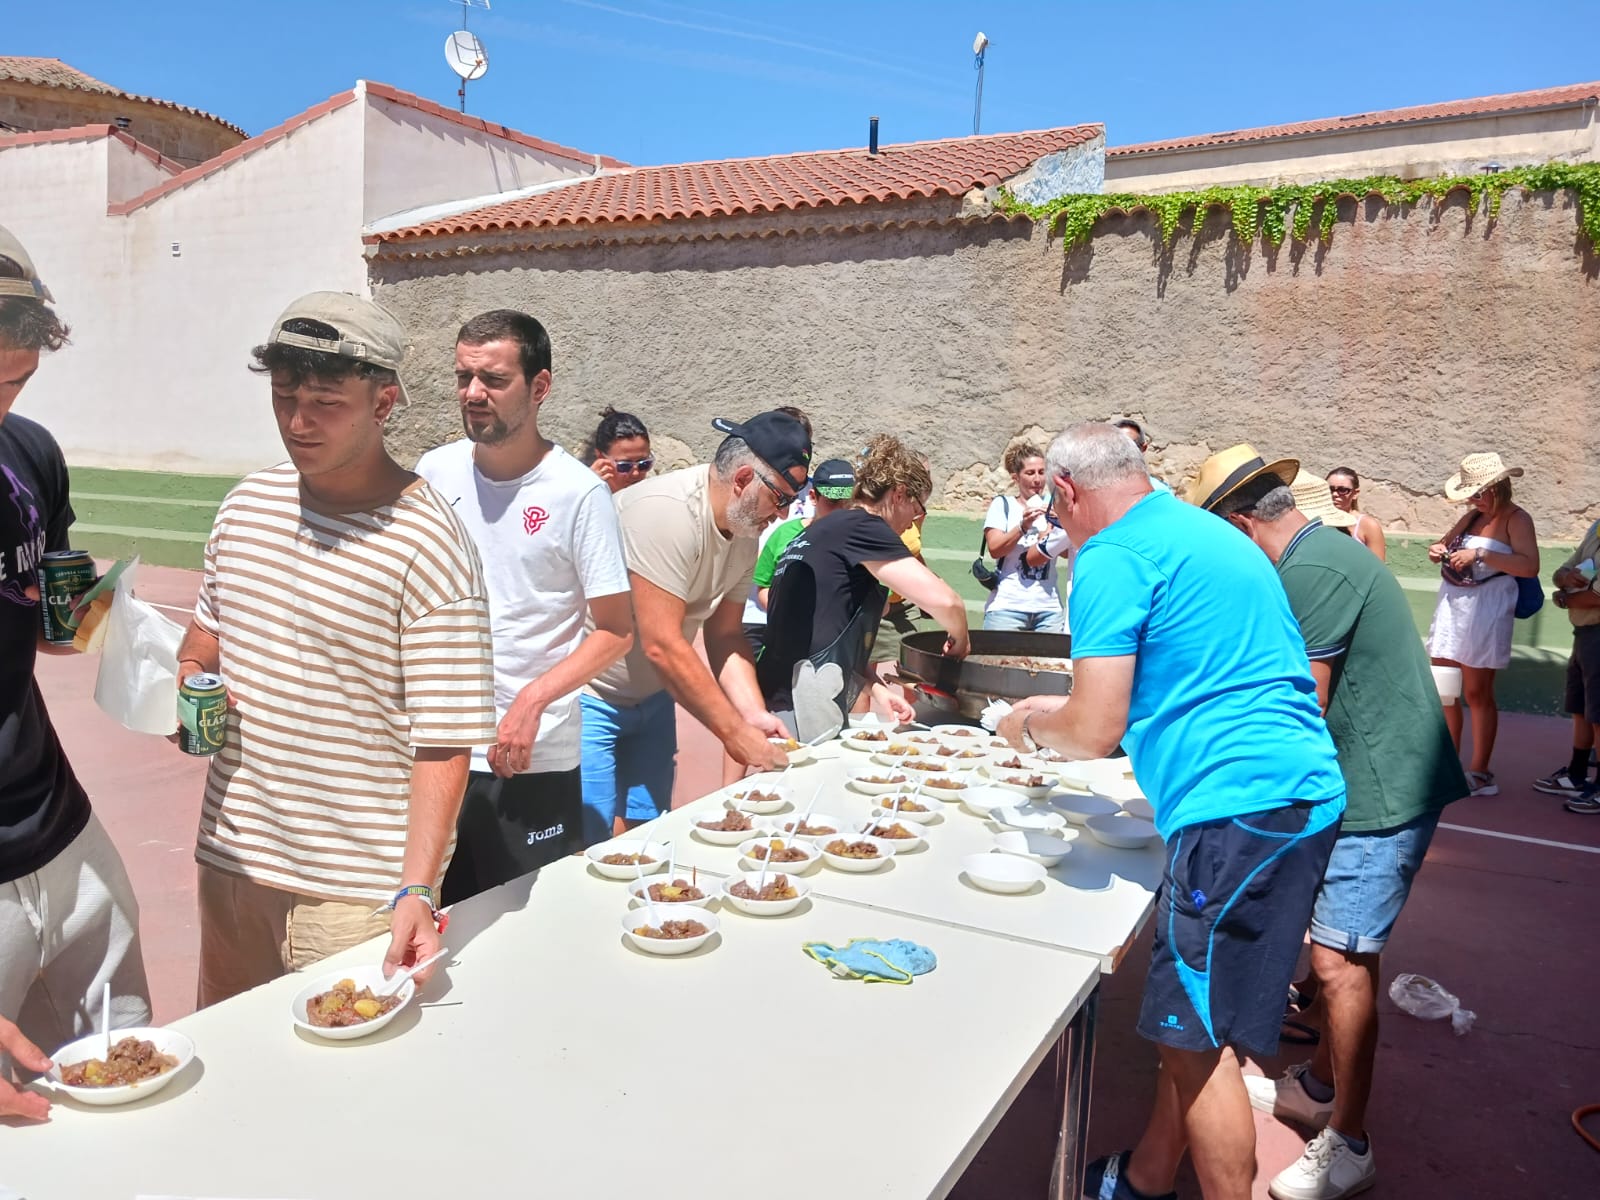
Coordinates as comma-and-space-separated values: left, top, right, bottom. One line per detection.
0, 223, 54, 302
266, 291, 407, 369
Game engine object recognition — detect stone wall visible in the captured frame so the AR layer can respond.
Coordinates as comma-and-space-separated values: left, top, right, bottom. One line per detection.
0, 82, 242, 166
372, 189, 1600, 538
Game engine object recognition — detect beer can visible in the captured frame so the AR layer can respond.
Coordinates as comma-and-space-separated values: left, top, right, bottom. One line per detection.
178, 673, 228, 757
40, 550, 96, 645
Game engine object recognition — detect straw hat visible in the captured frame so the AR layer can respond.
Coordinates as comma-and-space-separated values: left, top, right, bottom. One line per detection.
1444, 452, 1523, 501
1290, 470, 1356, 528
1185, 443, 1299, 512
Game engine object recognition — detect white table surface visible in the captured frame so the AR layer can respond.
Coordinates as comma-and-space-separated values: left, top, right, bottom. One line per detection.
4, 858, 1100, 1200
626, 744, 1164, 971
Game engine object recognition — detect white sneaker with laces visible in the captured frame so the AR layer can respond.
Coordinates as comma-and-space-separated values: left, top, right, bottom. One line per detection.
1467, 770, 1499, 796
1244, 1063, 1334, 1128
1268, 1128, 1376, 1200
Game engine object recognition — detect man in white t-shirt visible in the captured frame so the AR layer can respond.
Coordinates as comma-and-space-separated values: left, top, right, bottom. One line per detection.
416, 310, 632, 903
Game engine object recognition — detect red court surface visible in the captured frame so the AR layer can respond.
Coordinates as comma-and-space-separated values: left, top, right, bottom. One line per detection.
30, 564, 1600, 1197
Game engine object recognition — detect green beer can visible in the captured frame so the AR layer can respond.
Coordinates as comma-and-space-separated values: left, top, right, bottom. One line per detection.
178, 673, 228, 756
40, 550, 96, 645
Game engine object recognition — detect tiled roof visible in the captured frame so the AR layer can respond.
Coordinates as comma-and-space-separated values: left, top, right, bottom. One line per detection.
0, 123, 181, 174
378, 125, 1103, 242
0, 56, 245, 138
1109, 80, 1600, 157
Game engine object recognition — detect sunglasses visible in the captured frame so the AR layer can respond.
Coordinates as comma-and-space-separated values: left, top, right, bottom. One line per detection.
1328, 485, 1355, 496
613, 457, 654, 474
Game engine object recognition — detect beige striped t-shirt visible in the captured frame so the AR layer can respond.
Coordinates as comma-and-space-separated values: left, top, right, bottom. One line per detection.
192, 464, 496, 904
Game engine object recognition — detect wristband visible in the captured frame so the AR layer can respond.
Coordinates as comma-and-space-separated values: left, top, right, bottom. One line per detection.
379, 884, 449, 934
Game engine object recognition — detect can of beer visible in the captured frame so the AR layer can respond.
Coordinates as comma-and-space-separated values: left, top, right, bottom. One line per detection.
178, 673, 228, 757
40, 550, 96, 644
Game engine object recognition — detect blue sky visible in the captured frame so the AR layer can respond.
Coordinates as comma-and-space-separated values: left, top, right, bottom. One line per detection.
8, 1, 1600, 167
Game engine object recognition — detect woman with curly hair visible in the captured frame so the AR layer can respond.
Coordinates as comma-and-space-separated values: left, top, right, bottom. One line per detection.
758, 436, 969, 734
980, 440, 1069, 631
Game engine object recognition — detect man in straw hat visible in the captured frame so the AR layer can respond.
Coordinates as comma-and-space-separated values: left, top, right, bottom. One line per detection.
0, 224, 151, 1121
998, 426, 1345, 1200
1194, 450, 1467, 1200
174, 292, 497, 1006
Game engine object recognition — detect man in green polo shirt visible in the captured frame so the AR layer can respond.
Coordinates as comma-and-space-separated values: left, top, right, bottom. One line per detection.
1198, 454, 1467, 1200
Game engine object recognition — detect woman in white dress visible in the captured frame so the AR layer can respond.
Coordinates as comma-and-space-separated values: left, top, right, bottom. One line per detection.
1325, 466, 1387, 561
1427, 453, 1540, 795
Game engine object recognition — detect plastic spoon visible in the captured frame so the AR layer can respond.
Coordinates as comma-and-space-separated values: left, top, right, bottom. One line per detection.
379, 947, 449, 998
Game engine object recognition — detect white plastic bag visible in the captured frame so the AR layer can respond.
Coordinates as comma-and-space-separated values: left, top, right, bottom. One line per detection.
1389, 972, 1476, 1035
93, 558, 184, 735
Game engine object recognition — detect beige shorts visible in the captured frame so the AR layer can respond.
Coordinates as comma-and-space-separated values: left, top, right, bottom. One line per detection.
196, 864, 392, 1009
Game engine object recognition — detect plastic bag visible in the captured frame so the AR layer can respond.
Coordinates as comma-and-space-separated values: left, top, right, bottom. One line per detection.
1389, 972, 1476, 1035
94, 557, 185, 735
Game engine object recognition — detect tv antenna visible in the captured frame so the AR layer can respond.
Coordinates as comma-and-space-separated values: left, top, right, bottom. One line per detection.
972, 32, 990, 135
446, 1, 491, 113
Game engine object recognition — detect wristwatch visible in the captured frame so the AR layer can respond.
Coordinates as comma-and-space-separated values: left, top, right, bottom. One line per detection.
1020, 714, 1040, 755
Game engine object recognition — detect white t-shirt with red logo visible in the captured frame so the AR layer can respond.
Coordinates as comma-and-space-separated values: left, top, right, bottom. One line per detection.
415, 440, 629, 774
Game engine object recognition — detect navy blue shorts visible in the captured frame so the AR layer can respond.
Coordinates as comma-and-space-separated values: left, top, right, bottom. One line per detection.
1138, 800, 1342, 1057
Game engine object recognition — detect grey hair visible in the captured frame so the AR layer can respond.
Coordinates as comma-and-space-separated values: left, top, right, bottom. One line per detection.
713, 435, 760, 480
1045, 423, 1149, 490
1214, 479, 1296, 521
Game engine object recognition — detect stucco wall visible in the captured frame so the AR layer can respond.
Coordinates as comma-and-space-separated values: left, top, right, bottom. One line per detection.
372, 189, 1600, 539
0, 81, 242, 166
1106, 106, 1600, 193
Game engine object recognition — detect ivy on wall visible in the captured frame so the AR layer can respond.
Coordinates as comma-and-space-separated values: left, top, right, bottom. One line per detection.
996, 161, 1600, 253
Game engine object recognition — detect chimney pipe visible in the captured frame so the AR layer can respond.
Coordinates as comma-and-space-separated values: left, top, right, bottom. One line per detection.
869, 116, 879, 155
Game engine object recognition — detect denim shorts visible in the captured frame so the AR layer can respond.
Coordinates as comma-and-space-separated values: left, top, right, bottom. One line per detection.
578, 690, 677, 846
982, 607, 1065, 633
1310, 810, 1439, 955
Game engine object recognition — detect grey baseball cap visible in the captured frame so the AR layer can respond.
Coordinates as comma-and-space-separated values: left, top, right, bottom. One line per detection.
266, 291, 407, 369
0, 223, 53, 302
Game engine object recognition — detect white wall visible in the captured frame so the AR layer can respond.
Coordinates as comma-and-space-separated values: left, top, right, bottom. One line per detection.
106, 137, 174, 206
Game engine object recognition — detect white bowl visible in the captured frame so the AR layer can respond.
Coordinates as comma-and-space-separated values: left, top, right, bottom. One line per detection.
992, 805, 1069, 835
872, 795, 941, 824
993, 829, 1074, 867
720, 869, 812, 916
291, 965, 417, 1041
622, 908, 720, 955
901, 732, 947, 749
916, 776, 977, 804
984, 771, 1057, 800
898, 758, 953, 777
46, 1027, 196, 1105
841, 729, 893, 753
627, 874, 719, 909
859, 819, 925, 852
962, 852, 1048, 894
960, 785, 1022, 819
726, 782, 793, 814
929, 723, 988, 741
737, 836, 820, 873
1090, 777, 1148, 807
984, 753, 1058, 777
1051, 793, 1123, 826
870, 745, 927, 767
1056, 758, 1129, 792
586, 839, 672, 879
692, 811, 764, 845
1085, 813, 1160, 849
1121, 795, 1157, 822
929, 744, 999, 766
770, 738, 814, 766
847, 768, 914, 795
819, 834, 896, 872
769, 812, 847, 843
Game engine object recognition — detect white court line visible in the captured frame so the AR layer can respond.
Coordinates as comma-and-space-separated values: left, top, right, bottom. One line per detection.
1438, 822, 1600, 855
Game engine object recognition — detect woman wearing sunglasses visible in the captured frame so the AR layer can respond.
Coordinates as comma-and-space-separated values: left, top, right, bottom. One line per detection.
586, 406, 654, 492
1325, 466, 1387, 561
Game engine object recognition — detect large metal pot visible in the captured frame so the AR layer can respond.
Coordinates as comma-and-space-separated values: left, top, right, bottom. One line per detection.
897, 630, 1073, 721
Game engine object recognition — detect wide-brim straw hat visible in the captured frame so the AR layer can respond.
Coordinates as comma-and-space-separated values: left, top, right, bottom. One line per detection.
1291, 470, 1356, 528
1185, 443, 1300, 512
1444, 452, 1523, 501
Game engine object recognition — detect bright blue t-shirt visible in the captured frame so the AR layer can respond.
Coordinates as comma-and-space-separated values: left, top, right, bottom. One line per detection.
1068, 489, 1345, 839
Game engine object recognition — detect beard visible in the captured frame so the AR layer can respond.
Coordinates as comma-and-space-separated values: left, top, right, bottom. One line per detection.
727, 484, 768, 538
461, 399, 527, 446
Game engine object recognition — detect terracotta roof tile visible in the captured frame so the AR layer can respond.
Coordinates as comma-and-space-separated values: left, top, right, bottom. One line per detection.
0, 55, 245, 138
0, 123, 182, 174
380, 125, 1103, 242
1109, 80, 1600, 157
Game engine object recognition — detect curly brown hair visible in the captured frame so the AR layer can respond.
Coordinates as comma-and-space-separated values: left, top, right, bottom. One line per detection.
855, 435, 932, 505
1003, 441, 1045, 476
0, 258, 69, 352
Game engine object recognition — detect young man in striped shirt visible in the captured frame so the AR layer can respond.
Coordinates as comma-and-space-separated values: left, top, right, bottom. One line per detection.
176, 293, 496, 1007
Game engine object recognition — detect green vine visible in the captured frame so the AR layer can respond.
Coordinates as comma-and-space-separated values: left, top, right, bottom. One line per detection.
997, 161, 1600, 254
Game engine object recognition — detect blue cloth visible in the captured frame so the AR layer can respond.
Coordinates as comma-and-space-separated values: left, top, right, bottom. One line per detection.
803, 938, 938, 984
578, 690, 677, 846
983, 607, 1066, 633
1067, 490, 1346, 839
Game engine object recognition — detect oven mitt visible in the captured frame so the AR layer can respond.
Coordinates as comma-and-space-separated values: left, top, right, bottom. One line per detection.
791, 659, 845, 745
803, 938, 937, 985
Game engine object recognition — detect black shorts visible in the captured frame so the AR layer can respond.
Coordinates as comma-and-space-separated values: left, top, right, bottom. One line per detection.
1138, 800, 1342, 1057
1563, 625, 1600, 724
441, 768, 582, 906
743, 621, 766, 656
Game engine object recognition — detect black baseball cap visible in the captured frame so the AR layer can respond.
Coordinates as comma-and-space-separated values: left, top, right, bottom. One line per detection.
812, 458, 856, 500
711, 412, 813, 480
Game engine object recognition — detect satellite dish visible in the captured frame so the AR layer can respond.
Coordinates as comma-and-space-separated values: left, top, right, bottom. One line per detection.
972, 31, 989, 56
445, 30, 489, 81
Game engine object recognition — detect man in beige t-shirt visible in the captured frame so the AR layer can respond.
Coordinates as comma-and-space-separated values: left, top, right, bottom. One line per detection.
579, 412, 812, 843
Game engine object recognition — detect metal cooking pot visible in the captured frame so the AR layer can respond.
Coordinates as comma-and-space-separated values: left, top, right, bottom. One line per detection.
897, 630, 1073, 720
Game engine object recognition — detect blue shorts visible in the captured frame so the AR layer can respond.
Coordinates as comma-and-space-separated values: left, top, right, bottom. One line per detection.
1310, 810, 1438, 955
1139, 799, 1342, 1057
578, 690, 677, 846
982, 607, 1065, 633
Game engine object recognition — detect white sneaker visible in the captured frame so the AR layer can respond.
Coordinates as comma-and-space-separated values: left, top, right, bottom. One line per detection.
1468, 770, 1499, 796
1244, 1063, 1334, 1129
1268, 1128, 1376, 1200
